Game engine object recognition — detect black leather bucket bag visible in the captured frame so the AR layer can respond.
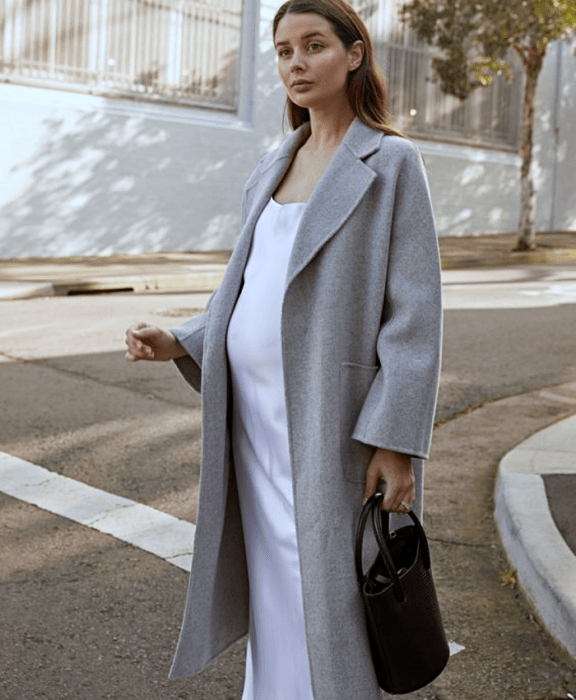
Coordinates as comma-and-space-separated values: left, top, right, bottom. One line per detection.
355, 493, 450, 694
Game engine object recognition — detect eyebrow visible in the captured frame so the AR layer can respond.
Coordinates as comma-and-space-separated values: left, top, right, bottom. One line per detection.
275, 31, 327, 47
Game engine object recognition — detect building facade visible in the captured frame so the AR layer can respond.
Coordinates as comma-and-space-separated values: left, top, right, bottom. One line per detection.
0, 0, 574, 257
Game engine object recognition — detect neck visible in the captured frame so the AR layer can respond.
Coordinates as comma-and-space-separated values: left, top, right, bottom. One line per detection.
306, 100, 356, 151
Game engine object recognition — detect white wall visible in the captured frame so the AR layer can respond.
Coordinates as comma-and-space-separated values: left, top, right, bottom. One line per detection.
0, 2, 574, 258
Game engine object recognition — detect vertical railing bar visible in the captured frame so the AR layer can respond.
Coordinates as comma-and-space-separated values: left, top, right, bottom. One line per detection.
211, 1, 219, 99
125, 0, 132, 87
3, 0, 13, 74
132, 0, 139, 90
196, 0, 203, 96
139, 0, 146, 91
26, 0, 33, 69
129, 0, 137, 88
159, 0, 168, 92
28, 0, 35, 68
194, 0, 200, 97
64, 0, 71, 78
107, 0, 115, 85
146, 0, 153, 91
49, 0, 58, 76
22, 0, 28, 69
12, 0, 22, 75
61, 0, 68, 76
98, 0, 109, 87
88, 0, 99, 85
181, 0, 190, 96
141, 0, 150, 91
155, 0, 162, 91
82, 0, 91, 81
61, 0, 68, 77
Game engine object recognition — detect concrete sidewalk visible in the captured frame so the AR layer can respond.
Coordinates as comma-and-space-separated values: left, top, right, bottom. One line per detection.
1, 230, 576, 664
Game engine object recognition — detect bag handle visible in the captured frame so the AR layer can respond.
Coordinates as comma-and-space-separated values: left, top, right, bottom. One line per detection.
355, 493, 432, 602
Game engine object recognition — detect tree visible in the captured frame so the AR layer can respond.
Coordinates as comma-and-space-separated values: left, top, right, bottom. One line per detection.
400, 0, 576, 250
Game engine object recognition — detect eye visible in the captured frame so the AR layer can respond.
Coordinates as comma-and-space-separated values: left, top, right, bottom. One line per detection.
278, 48, 291, 59
308, 42, 323, 52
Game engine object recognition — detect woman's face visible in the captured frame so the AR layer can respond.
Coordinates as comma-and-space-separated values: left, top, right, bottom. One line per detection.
274, 12, 362, 113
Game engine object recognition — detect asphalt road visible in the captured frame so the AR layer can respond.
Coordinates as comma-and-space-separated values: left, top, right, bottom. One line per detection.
1, 265, 576, 700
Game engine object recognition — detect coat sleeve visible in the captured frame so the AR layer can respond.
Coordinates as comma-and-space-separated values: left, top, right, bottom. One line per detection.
351, 142, 443, 460
169, 290, 218, 394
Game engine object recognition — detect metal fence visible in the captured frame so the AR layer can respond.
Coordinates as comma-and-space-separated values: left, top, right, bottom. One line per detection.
356, 0, 523, 149
1, 0, 523, 143
0, 0, 243, 110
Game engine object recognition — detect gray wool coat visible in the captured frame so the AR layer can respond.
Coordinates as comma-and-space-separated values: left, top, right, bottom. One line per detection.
168, 118, 443, 699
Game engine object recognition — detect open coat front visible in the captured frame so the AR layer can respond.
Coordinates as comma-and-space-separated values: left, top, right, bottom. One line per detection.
168, 118, 443, 699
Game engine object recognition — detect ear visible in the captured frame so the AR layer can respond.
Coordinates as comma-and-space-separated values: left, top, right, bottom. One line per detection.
348, 40, 365, 72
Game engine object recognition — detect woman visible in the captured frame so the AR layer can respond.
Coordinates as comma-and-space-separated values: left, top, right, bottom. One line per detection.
125, 1, 442, 698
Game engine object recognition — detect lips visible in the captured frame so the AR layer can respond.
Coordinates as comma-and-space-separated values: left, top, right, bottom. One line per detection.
291, 80, 313, 88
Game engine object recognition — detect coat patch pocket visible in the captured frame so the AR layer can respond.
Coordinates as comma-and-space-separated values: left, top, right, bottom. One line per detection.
339, 362, 380, 484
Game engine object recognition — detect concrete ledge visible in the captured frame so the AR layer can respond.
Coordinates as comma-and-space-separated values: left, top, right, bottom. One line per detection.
495, 415, 576, 660
0, 282, 55, 300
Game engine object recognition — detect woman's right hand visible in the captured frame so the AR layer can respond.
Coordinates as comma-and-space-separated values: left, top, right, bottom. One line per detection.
125, 323, 187, 362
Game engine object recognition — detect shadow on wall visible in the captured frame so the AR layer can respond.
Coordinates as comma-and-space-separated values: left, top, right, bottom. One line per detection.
0, 108, 259, 258
428, 155, 521, 237
0, 44, 286, 258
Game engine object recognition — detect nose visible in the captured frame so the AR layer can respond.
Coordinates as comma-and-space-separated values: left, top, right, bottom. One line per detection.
289, 48, 305, 72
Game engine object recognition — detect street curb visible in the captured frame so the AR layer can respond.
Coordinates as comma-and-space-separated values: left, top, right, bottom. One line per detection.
1, 250, 576, 300
0, 267, 227, 300
0, 282, 56, 300
494, 413, 576, 661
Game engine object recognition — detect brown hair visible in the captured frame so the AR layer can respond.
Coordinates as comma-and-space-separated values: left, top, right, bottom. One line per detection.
273, 0, 403, 137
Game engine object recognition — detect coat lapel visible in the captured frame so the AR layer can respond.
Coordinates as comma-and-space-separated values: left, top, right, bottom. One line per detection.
286, 118, 383, 289
207, 125, 311, 335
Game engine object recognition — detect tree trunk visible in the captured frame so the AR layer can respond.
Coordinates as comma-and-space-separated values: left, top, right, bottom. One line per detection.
515, 48, 545, 251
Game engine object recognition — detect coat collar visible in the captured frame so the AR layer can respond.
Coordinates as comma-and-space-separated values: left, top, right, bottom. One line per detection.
260, 117, 384, 172
285, 118, 382, 288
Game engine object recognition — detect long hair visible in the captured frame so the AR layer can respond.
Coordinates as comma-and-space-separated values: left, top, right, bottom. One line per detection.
273, 0, 403, 137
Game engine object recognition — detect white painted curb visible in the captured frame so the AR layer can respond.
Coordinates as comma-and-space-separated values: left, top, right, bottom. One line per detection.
494, 415, 576, 660
0, 282, 55, 300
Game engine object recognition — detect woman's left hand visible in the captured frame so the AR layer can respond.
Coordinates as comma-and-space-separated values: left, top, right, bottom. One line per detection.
363, 448, 414, 514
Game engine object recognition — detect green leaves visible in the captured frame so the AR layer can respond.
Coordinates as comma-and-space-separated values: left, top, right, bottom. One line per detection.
401, 0, 576, 99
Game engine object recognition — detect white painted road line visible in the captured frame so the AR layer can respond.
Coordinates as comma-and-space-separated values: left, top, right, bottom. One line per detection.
0, 451, 194, 572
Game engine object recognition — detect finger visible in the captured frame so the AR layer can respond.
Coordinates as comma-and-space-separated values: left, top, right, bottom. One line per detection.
382, 487, 399, 512
392, 490, 415, 514
363, 468, 381, 504
383, 482, 413, 513
127, 339, 154, 360
126, 322, 148, 338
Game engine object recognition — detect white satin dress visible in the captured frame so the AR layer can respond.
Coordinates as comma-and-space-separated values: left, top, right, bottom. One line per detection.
226, 197, 315, 700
